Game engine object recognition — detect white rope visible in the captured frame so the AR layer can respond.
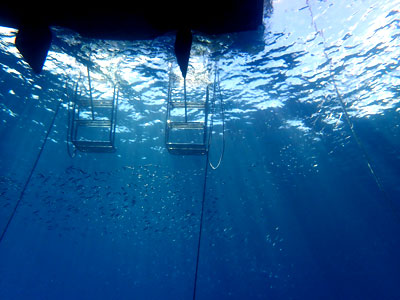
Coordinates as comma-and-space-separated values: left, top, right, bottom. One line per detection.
208, 65, 225, 170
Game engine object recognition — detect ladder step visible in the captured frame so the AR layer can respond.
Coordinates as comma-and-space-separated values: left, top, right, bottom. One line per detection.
77, 99, 114, 108
169, 101, 206, 109
166, 143, 207, 155
74, 120, 112, 128
72, 140, 115, 153
167, 121, 205, 129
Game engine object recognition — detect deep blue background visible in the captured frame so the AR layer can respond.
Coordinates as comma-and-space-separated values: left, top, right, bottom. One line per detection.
1, 0, 400, 299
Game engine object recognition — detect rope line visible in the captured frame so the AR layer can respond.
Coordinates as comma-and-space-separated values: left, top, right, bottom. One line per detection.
192, 64, 225, 299
306, 1, 399, 217
0, 94, 63, 245
192, 145, 210, 300
208, 65, 225, 170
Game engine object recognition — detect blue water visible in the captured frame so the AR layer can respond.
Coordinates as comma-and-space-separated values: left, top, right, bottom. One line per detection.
1, 0, 400, 299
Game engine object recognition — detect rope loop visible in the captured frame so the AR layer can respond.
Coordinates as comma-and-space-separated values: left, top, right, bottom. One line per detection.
208, 64, 225, 170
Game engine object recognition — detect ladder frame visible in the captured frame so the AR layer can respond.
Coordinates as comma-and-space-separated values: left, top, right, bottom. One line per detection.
70, 82, 119, 153
165, 71, 209, 155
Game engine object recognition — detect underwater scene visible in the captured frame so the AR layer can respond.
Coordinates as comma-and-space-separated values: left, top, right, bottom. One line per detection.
1, 0, 400, 299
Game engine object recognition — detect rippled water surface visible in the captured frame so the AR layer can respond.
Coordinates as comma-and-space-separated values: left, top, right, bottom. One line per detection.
1, 0, 400, 299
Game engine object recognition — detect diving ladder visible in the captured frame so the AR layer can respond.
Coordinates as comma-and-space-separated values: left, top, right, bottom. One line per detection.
68, 66, 119, 154
165, 74, 209, 155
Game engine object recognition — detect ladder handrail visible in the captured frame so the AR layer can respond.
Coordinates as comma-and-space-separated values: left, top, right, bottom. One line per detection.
165, 63, 174, 144
67, 79, 79, 158
110, 85, 119, 144
184, 77, 188, 122
203, 86, 209, 146
87, 64, 95, 120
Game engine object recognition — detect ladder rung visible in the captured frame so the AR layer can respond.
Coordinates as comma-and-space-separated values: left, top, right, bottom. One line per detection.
74, 120, 112, 128
167, 121, 205, 129
72, 140, 115, 153
166, 143, 207, 155
77, 99, 114, 108
169, 102, 206, 109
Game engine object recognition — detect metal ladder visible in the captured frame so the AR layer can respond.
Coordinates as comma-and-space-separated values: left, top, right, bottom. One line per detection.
165, 72, 209, 155
68, 67, 119, 153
